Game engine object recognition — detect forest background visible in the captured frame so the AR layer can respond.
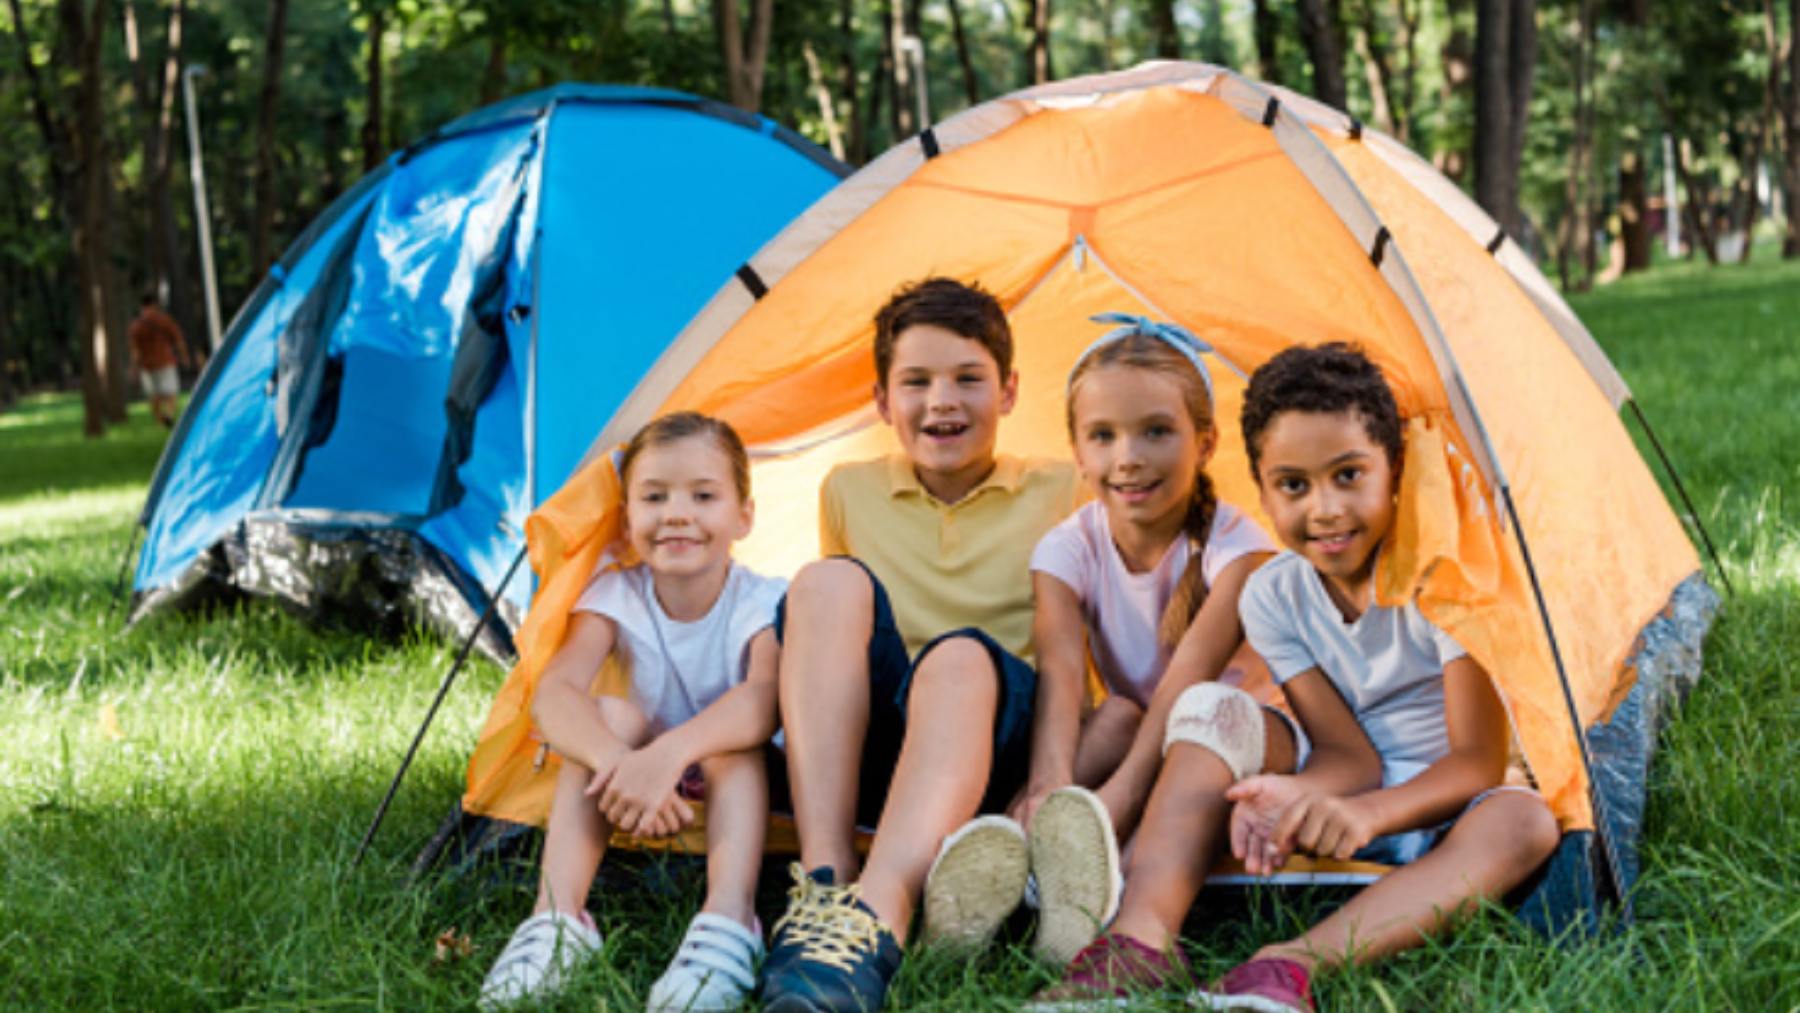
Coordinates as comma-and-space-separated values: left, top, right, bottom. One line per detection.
3, 0, 1799, 436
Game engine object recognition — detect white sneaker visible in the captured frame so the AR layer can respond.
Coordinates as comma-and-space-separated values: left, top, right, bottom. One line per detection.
1029, 787, 1122, 966
478, 910, 602, 1008
646, 912, 764, 1012
920, 814, 1030, 951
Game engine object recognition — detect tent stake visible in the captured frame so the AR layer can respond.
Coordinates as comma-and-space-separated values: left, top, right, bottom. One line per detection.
1625, 399, 1733, 597
1500, 485, 1633, 921
352, 546, 527, 869
109, 524, 143, 620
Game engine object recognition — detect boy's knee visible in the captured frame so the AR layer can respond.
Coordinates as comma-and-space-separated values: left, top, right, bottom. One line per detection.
1470, 791, 1561, 873
698, 747, 764, 783
1163, 682, 1265, 782
910, 634, 1000, 703
788, 558, 874, 613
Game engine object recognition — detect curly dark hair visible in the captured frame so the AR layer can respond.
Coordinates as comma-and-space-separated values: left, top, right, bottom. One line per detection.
873, 277, 1012, 387
1240, 342, 1404, 479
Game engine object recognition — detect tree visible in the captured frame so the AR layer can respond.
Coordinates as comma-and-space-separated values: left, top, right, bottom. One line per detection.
1149, 0, 1178, 59
1474, 0, 1537, 240
1252, 0, 1281, 83
1027, 0, 1051, 84
716, 0, 775, 111
251, 0, 290, 279
1297, 0, 1347, 110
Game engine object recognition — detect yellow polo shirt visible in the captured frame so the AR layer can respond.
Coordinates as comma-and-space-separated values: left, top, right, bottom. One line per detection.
820, 454, 1081, 664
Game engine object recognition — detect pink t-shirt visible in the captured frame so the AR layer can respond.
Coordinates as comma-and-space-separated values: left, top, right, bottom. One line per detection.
1030, 500, 1275, 707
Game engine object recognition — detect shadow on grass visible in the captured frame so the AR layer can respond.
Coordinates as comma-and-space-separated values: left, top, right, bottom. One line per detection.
0, 394, 169, 505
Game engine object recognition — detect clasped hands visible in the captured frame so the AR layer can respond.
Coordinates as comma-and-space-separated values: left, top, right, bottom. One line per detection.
1226, 775, 1380, 876
584, 739, 694, 840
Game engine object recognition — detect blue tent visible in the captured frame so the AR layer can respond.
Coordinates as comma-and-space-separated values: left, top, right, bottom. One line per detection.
127, 85, 846, 653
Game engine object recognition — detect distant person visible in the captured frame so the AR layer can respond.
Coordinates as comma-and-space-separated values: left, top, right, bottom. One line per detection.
128, 292, 191, 428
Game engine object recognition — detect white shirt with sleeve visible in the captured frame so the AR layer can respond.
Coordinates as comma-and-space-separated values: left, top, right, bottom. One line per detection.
1030, 500, 1276, 708
573, 561, 786, 735
1237, 551, 1466, 788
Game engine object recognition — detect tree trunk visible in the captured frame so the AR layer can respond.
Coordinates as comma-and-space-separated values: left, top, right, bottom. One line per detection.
1297, 0, 1346, 110
363, 5, 384, 171
715, 0, 775, 112
892, 0, 916, 136
1474, 0, 1536, 239
1351, 7, 1396, 135
1253, 0, 1280, 84
840, 0, 867, 163
1785, 0, 1799, 256
1671, 136, 1719, 263
480, 33, 506, 105
251, 0, 289, 280
1619, 149, 1652, 271
1437, 0, 1472, 181
946, 0, 981, 105
68, 0, 120, 433
802, 40, 846, 161
1148, 0, 1179, 60
1028, 0, 1052, 84
1557, 0, 1592, 291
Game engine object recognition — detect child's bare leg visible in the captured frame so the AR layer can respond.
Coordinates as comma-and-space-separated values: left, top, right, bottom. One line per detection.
1109, 709, 1296, 949
1071, 695, 1143, 788
698, 748, 768, 930
857, 636, 999, 943
778, 559, 876, 881
533, 696, 652, 917
1257, 790, 1559, 972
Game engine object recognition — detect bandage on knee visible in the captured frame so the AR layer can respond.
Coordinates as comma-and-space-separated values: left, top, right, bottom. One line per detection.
1162, 682, 1265, 781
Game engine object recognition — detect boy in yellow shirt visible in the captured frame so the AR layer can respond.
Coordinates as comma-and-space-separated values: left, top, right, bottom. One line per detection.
760, 278, 1080, 1012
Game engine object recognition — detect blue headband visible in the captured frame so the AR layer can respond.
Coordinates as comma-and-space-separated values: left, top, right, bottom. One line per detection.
1071, 312, 1215, 401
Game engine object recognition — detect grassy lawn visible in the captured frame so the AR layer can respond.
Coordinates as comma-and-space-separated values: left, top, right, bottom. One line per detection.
2, 254, 1797, 1010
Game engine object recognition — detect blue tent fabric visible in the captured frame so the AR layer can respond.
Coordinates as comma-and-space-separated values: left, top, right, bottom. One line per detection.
130, 85, 846, 649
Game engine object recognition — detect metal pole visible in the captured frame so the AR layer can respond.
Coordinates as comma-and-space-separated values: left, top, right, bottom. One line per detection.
1500, 485, 1632, 919
1626, 398, 1734, 597
182, 65, 224, 353
353, 547, 527, 868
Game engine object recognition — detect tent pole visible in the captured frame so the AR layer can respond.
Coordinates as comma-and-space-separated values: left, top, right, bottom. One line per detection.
109, 524, 143, 620
1625, 398, 1733, 597
1500, 485, 1633, 921
352, 546, 527, 869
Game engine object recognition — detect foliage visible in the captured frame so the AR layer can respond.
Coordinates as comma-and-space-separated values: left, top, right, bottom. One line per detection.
1, 251, 1798, 1008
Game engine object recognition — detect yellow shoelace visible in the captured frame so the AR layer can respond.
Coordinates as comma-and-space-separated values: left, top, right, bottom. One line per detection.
771, 863, 887, 973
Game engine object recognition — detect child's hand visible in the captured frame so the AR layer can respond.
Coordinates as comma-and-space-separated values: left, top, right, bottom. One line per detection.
1274, 792, 1379, 862
596, 741, 687, 836
634, 795, 697, 840
1226, 775, 1306, 875
581, 742, 633, 804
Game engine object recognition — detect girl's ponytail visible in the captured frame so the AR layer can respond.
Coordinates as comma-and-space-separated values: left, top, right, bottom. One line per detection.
1157, 465, 1217, 647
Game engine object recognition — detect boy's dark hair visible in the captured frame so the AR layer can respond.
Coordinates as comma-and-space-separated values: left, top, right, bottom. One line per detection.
1240, 342, 1404, 478
872, 277, 1012, 386
140, 290, 159, 307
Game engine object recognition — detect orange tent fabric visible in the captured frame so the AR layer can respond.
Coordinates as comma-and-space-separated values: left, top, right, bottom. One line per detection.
462, 62, 1698, 838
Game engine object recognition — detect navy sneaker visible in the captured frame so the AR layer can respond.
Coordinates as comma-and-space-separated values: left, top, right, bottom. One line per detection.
759, 863, 903, 1012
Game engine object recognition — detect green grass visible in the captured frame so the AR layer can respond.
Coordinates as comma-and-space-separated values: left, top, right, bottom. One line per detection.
3, 254, 1798, 1010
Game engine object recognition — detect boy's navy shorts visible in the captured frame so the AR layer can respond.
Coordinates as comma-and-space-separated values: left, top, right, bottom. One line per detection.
767, 556, 1036, 830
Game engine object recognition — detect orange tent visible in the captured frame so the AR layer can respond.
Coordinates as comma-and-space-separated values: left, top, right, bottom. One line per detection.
454, 63, 1712, 903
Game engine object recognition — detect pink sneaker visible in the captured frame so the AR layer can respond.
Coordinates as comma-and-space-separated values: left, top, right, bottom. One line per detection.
1027, 932, 1187, 1009
1192, 957, 1313, 1012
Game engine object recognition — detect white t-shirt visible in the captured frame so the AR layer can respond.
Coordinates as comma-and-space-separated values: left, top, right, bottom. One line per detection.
574, 561, 786, 735
1030, 500, 1276, 708
1238, 551, 1466, 788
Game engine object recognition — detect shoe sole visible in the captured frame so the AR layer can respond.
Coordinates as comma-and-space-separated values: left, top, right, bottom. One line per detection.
1030, 788, 1121, 966
921, 816, 1029, 951
1188, 994, 1306, 1013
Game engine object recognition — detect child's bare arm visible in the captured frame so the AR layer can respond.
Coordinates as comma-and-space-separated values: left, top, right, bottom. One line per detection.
1342, 655, 1512, 837
531, 611, 633, 774
1095, 552, 1267, 832
598, 627, 780, 836
1229, 667, 1383, 872
1014, 572, 1090, 824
